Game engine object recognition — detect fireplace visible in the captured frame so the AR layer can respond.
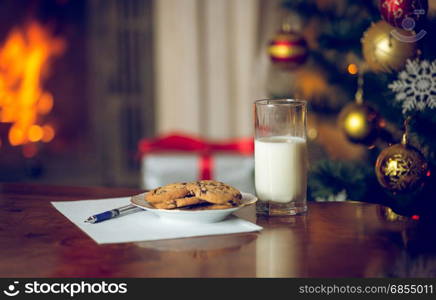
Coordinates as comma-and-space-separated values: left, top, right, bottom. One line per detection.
0, 0, 155, 187
0, 22, 64, 154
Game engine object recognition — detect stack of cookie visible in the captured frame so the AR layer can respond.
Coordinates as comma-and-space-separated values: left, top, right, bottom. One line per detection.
145, 180, 242, 210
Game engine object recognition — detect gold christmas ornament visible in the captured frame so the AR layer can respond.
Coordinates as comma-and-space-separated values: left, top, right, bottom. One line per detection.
375, 132, 429, 194
338, 73, 381, 144
268, 23, 308, 70
339, 102, 381, 144
361, 20, 417, 73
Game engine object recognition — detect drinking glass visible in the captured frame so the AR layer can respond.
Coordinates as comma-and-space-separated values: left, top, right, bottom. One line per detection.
254, 99, 308, 216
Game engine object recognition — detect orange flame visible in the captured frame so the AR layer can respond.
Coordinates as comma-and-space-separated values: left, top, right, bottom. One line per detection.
0, 22, 65, 149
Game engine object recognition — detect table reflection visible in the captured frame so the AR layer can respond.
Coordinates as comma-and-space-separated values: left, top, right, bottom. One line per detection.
256, 215, 308, 277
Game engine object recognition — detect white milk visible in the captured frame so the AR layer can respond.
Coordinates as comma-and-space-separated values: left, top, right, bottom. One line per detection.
255, 136, 307, 203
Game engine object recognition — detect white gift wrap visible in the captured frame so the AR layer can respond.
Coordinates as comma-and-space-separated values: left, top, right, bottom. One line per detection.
141, 153, 255, 193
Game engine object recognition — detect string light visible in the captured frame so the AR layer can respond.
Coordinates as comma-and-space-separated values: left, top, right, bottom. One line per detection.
347, 63, 358, 75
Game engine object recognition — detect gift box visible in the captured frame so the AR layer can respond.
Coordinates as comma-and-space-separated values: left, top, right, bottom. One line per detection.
138, 133, 255, 193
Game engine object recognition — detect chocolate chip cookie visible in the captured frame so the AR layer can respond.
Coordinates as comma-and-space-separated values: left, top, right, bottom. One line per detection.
186, 180, 242, 206
145, 180, 242, 210
145, 182, 191, 204
151, 197, 206, 209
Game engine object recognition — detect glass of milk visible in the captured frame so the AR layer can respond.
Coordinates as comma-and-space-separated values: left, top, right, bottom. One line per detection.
254, 99, 308, 216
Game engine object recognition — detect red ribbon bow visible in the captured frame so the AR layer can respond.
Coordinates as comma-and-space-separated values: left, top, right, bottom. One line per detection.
138, 132, 254, 180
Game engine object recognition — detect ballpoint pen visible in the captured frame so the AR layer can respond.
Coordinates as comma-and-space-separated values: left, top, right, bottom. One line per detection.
84, 204, 142, 223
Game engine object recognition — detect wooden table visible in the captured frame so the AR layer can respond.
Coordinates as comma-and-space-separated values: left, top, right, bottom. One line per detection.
0, 183, 430, 278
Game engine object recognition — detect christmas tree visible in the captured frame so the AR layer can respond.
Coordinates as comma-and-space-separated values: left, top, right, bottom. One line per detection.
268, 0, 436, 220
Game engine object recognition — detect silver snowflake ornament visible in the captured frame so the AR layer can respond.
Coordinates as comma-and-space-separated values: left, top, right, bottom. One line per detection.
388, 59, 436, 114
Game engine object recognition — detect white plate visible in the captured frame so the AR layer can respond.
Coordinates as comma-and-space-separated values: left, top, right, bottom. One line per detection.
131, 192, 257, 223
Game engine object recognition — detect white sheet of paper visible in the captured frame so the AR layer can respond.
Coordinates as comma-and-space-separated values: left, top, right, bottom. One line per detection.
51, 197, 262, 244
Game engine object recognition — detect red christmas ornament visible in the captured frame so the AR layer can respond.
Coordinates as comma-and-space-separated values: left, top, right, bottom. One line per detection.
268, 29, 308, 69
379, 0, 428, 29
